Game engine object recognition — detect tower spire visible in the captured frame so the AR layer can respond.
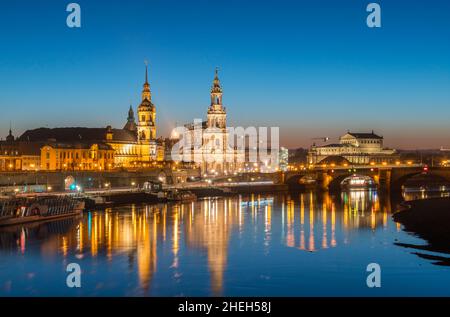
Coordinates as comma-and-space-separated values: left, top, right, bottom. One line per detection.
211, 67, 222, 94
145, 60, 148, 84
142, 60, 151, 101
6, 121, 14, 142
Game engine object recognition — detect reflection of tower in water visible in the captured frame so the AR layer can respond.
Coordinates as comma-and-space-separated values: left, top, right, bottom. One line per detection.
283, 190, 390, 252
55, 204, 160, 292
184, 198, 240, 296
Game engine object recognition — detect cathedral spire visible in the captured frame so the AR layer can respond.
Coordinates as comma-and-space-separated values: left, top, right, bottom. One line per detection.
142, 61, 151, 101
210, 67, 223, 107
124, 104, 137, 132
145, 60, 148, 84
211, 67, 222, 94
128, 105, 135, 122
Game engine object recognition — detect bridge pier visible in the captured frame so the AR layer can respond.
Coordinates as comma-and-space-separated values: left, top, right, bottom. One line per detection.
317, 171, 332, 191
378, 169, 391, 192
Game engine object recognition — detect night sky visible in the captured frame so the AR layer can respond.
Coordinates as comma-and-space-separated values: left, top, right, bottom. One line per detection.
1, 0, 449, 149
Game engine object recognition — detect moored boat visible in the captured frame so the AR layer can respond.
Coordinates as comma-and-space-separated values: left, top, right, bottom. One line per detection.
166, 190, 197, 202
0, 196, 84, 227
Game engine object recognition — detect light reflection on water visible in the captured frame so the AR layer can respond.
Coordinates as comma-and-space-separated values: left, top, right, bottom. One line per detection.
1, 190, 449, 296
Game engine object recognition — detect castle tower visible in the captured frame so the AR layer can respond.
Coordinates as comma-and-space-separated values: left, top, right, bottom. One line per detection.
137, 62, 157, 160
207, 68, 226, 130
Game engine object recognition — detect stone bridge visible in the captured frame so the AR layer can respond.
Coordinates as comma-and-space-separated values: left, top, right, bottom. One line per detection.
282, 165, 450, 192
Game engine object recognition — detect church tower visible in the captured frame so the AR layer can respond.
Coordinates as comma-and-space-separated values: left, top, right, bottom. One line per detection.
137, 62, 157, 160
202, 68, 231, 175
123, 105, 137, 132
207, 68, 226, 130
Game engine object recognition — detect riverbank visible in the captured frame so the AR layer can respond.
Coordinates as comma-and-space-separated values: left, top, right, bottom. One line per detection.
393, 197, 450, 265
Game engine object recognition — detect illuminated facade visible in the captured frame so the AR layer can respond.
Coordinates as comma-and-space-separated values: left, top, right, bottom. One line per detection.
279, 147, 289, 172
307, 131, 398, 165
181, 69, 244, 176
0, 128, 41, 171
40, 143, 115, 171
16, 66, 161, 170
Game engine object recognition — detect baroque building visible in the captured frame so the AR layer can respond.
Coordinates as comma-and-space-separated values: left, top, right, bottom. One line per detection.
307, 131, 398, 166
177, 69, 243, 176
15, 65, 161, 171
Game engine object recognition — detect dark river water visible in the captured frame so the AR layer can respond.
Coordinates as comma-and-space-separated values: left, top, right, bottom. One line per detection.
1, 190, 449, 296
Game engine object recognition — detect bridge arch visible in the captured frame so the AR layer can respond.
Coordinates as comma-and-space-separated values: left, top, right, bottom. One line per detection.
285, 173, 311, 188
328, 173, 376, 192
391, 171, 450, 192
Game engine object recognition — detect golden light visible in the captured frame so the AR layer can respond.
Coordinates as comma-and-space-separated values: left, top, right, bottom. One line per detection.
370, 162, 375, 166
407, 161, 413, 165
382, 162, 387, 166
395, 161, 401, 165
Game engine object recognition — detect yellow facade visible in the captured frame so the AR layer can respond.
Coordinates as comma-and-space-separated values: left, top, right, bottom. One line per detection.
6, 66, 159, 172
41, 144, 115, 171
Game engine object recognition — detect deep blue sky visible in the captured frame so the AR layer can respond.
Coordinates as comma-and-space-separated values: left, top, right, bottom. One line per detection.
1, 0, 449, 149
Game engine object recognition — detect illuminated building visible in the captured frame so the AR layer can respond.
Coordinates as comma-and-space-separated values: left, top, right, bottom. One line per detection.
279, 147, 289, 172
17, 65, 161, 170
179, 69, 245, 176
40, 142, 115, 171
307, 131, 398, 165
0, 127, 41, 171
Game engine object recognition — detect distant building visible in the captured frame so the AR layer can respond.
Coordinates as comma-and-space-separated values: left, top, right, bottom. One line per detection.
0, 128, 41, 171
279, 147, 289, 172
307, 131, 398, 165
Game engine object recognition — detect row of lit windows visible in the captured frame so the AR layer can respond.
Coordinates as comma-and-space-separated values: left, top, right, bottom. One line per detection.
359, 140, 381, 144
58, 151, 113, 160
44, 150, 113, 160
56, 163, 107, 170
2, 150, 19, 156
